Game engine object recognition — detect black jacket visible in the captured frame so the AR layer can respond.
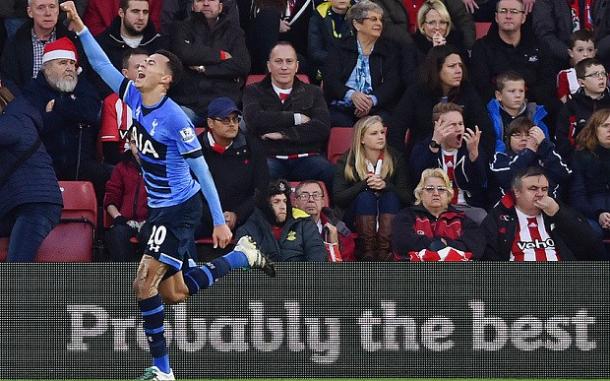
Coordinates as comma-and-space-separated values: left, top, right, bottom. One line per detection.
322, 36, 402, 112
470, 23, 556, 109
236, 208, 327, 262
170, 12, 250, 115
200, 131, 269, 226
388, 81, 494, 158
97, 16, 167, 70
21, 73, 101, 178
0, 20, 88, 90
570, 146, 610, 221
482, 194, 603, 261
0, 97, 62, 218
555, 89, 610, 162
243, 75, 330, 156
307, 3, 352, 69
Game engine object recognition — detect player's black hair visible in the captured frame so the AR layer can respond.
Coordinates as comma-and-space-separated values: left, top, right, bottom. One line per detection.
155, 49, 183, 87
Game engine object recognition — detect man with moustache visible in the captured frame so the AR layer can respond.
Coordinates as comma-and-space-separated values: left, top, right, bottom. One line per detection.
482, 166, 603, 261
409, 102, 488, 223
21, 37, 110, 198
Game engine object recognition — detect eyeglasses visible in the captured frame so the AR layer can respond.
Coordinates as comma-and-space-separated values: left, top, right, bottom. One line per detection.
360, 16, 383, 23
424, 20, 449, 27
583, 71, 608, 79
211, 116, 241, 125
510, 132, 529, 138
423, 185, 448, 194
297, 192, 324, 201
496, 8, 525, 14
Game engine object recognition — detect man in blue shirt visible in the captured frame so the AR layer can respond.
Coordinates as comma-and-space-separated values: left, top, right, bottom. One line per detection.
61, 2, 275, 380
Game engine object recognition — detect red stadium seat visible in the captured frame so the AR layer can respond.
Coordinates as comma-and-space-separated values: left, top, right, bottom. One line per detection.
475, 22, 491, 39
245, 74, 311, 86
0, 181, 97, 263
327, 127, 354, 164
289, 181, 330, 208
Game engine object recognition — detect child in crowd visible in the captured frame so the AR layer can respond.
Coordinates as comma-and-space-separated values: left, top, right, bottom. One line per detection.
487, 71, 550, 154
556, 57, 610, 162
557, 29, 597, 103
489, 117, 571, 203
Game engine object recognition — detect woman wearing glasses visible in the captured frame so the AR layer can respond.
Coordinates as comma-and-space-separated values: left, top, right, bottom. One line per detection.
391, 168, 485, 261
412, 0, 467, 61
322, 0, 401, 126
333, 115, 412, 261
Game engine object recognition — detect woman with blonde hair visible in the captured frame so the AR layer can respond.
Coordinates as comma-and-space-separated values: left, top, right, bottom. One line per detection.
391, 167, 485, 261
413, 0, 466, 60
570, 108, 610, 259
333, 115, 412, 261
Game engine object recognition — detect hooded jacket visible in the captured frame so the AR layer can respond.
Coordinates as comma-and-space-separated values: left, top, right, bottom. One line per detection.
0, 97, 62, 218
236, 207, 327, 262
487, 98, 550, 154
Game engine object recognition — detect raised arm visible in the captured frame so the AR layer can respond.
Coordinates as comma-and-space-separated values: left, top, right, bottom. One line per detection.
61, 1, 123, 93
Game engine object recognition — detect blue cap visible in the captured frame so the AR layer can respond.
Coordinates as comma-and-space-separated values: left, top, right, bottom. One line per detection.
207, 97, 241, 118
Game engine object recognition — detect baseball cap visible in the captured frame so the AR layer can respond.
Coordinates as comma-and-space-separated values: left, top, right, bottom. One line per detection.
207, 97, 241, 118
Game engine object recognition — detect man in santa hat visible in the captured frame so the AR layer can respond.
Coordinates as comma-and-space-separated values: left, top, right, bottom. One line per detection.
21, 36, 110, 200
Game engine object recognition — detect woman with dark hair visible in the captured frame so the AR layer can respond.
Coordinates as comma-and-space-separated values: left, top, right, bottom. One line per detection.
236, 179, 327, 262
388, 44, 493, 157
570, 108, 610, 259
322, 0, 401, 126
333, 115, 412, 261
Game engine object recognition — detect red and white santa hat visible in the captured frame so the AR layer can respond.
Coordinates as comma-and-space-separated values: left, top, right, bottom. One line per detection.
42, 37, 81, 73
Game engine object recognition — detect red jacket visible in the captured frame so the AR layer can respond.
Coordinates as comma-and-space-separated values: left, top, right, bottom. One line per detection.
104, 158, 148, 222
320, 211, 356, 262
84, 0, 162, 36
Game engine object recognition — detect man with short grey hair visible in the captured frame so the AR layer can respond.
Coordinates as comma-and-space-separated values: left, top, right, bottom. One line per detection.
0, 0, 87, 90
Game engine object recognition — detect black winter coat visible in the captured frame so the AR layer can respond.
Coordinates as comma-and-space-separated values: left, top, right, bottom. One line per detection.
200, 131, 269, 225
170, 12, 250, 115
236, 208, 327, 262
243, 75, 330, 156
0, 97, 62, 218
388, 81, 494, 158
570, 146, 610, 221
22, 73, 101, 178
97, 16, 167, 70
307, 3, 351, 69
322, 36, 401, 112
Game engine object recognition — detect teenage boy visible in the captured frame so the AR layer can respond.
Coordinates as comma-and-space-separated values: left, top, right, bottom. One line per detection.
556, 57, 610, 162
487, 70, 550, 154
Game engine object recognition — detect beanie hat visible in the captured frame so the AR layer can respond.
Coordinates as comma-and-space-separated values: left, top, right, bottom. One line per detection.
42, 37, 81, 73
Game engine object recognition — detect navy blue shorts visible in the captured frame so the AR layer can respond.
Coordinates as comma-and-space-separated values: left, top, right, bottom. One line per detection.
142, 193, 202, 274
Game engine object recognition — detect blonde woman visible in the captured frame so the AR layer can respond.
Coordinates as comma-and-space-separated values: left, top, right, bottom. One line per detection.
413, 0, 466, 59
333, 115, 412, 261
391, 168, 485, 261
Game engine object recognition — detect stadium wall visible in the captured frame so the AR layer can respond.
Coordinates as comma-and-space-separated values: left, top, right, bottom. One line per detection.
0, 263, 608, 379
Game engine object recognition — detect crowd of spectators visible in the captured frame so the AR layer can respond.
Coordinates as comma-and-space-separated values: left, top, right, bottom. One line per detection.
1, 0, 610, 262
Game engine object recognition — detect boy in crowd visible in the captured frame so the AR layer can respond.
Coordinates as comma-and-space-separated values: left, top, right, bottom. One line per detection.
556, 29, 597, 103
487, 71, 551, 155
489, 117, 571, 203
556, 57, 610, 162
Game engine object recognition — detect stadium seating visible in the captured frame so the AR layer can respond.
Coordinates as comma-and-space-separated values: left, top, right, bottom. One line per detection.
475, 22, 491, 39
289, 181, 330, 208
327, 127, 354, 164
0, 181, 97, 262
245, 74, 311, 86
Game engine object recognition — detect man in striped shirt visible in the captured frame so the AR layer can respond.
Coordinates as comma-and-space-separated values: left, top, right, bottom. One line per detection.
482, 166, 604, 261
